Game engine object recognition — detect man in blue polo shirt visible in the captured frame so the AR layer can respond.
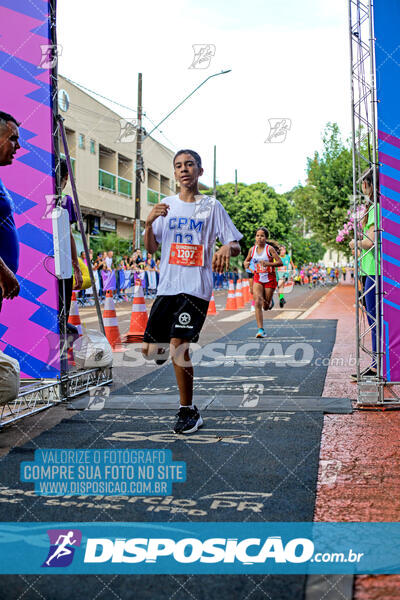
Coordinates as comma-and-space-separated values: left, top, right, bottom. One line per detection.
0, 111, 21, 311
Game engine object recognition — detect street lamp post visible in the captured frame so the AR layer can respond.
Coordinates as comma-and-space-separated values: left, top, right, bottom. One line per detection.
144, 70, 232, 141
134, 69, 231, 250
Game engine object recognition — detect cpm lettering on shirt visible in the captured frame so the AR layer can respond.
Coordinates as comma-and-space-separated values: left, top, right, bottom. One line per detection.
168, 217, 204, 233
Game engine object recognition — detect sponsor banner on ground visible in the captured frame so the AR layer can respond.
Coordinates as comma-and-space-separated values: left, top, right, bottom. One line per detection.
1, 522, 400, 574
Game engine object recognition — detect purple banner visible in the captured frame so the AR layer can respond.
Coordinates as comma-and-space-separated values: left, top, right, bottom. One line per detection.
101, 270, 116, 291
0, 1, 60, 378
375, 0, 400, 381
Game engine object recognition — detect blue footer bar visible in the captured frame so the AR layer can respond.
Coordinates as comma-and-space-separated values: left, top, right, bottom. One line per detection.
1, 522, 399, 574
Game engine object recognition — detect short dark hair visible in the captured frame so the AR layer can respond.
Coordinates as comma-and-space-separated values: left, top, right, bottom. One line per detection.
173, 149, 202, 169
60, 158, 68, 181
0, 111, 20, 128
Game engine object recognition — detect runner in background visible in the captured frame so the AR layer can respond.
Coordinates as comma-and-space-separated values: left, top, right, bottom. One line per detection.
246, 253, 256, 312
307, 264, 313, 288
312, 264, 319, 288
276, 244, 294, 308
243, 227, 282, 338
142, 149, 242, 434
320, 265, 327, 285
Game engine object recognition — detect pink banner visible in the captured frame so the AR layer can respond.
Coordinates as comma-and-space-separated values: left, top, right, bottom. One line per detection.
0, 0, 60, 378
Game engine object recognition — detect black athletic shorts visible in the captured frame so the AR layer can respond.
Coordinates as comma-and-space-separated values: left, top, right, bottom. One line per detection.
143, 293, 209, 344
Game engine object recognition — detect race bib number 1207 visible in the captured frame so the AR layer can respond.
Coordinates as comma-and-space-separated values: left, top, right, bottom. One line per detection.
169, 243, 204, 267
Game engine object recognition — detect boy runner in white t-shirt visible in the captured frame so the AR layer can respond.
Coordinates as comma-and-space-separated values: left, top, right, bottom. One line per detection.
142, 150, 242, 434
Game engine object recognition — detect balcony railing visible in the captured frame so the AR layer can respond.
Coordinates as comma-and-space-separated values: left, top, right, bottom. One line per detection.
118, 176, 132, 198
99, 170, 133, 199
98, 168, 116, 193
147, 188, 159, 204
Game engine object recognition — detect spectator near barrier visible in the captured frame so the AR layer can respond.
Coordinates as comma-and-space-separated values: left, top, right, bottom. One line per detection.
93, 252, 105, 298
105, 250, 114, 271
349, 171, 380, 379
0, 111, 21, 311
58, 159, 83, 334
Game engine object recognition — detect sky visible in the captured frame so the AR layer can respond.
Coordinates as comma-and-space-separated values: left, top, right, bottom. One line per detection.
57, 0, 351, 192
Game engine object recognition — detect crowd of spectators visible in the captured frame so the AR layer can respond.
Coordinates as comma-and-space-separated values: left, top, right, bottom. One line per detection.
76, 248, 161, 302
89, 249, 160, 276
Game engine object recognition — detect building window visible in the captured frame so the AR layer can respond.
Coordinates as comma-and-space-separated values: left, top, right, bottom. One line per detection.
90, 139, 96, 154
78, 134, 85, 149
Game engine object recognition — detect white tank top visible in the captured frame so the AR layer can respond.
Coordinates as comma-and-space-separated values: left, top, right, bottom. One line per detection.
251, 244, 272, 283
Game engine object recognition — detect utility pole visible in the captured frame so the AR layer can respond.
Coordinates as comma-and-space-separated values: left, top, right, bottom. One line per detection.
235, 169, 238, 195
213, 145, 217, 198
134, 73, 143, 250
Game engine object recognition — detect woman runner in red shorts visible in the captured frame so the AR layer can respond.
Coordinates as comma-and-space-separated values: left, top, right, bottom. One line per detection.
243, 227, 282, 338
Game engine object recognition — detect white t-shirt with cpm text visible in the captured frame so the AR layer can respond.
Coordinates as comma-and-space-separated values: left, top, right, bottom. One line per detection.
152, 194, 243, 301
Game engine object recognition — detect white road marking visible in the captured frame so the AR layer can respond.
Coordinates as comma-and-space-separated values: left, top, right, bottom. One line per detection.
298, 286, 336, 319
219, 311, 254, 322
274, 311, 303, 320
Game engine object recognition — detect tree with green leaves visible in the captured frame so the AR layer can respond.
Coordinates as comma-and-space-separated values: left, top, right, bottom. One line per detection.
90, 232, 132, 261
204, 182, 294, 251
295, 122, 353, 253
202, 182, 325, 266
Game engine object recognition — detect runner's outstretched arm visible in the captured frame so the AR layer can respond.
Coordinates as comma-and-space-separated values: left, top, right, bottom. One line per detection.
212, 241, 241, 273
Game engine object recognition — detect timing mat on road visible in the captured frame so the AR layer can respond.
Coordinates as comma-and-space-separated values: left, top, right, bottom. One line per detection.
70, 394, 351, 413
102, 319, 351, 413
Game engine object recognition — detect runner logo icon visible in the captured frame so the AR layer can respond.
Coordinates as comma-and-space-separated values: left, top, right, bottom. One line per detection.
178, 313, 191, 326
42, 529, 82, 568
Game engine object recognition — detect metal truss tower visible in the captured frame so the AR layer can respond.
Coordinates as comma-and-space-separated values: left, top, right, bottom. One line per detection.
348, 0, 397, 406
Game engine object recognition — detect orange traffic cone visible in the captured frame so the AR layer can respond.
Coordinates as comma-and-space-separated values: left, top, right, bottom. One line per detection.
68, 292, 82, 335
103, 290, 125, 351
225, 280, 237, 310
235, 279, 245, 309
242, 279, 251, 303
207, 292, 218, 315
123, 281, 148, 343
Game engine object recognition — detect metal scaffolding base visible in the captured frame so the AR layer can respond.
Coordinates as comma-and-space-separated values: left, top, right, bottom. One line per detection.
0, 367, 113, 429
357, 378, 400, 409
62, 366, 113, 398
